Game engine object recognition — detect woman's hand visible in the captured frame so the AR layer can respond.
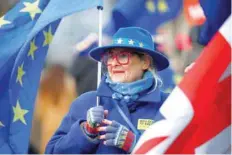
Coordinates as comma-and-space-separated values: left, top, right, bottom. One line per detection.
84, 106, 108, 136
97, 119, 136, 153
184, 62, 195, 73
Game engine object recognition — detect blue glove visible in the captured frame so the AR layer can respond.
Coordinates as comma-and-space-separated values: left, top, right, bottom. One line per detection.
84, 106, 105, 137
98, 119, 136, 153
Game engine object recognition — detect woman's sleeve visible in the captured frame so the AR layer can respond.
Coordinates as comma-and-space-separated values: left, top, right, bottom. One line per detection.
45, 92, 99, 154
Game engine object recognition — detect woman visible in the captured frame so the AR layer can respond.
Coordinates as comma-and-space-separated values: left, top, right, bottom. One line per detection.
45, 27, 170, 154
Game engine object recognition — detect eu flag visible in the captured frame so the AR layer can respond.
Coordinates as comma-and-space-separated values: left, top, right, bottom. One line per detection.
0, 0, 103, 153
104, 0, 182, 36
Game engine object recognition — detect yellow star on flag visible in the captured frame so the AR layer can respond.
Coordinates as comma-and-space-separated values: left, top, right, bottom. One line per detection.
20, 0, 42, 20
0, 16, 11, 28
158, 0, 169, 13
146, 0, 155, 13
13, 100, 29, 125
28, 39, 38, 60
43, 26, 53, 46
0, 121, 5, 127
16, 63, 25, 86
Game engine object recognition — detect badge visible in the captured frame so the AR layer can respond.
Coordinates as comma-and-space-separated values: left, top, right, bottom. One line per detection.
137, 119, 154, 130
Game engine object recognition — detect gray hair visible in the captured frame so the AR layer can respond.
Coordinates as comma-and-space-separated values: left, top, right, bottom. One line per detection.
143, 54, 163, 90
148, 67, 163, 90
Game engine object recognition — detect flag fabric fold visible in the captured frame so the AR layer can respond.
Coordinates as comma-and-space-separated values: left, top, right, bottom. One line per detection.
133, 15, 231, 154
0, 0, 103, 153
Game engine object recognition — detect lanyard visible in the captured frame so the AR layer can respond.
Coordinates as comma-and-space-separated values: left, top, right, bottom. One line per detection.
113, 100, 140, 139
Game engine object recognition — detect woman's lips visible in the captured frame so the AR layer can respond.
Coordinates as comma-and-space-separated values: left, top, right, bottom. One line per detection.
112, 70, 125, 73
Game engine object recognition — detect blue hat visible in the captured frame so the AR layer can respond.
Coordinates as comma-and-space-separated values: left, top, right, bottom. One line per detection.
89, 27, 169, 71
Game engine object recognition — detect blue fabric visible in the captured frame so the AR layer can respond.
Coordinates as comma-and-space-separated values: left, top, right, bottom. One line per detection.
0, 0, 103, 153
158, 66, 176, 92
45, 77, 169, 154
198, 0, 231, 45
89, 27, 169, 71
105, 71, 154, 103
104, 0, 182, 36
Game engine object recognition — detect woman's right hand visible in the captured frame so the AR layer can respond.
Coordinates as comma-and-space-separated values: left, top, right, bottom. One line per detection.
87, 106, 105, 128
84, 106, 108, 136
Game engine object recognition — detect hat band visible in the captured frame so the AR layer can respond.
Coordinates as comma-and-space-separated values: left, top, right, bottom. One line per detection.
112, 38, 150, 49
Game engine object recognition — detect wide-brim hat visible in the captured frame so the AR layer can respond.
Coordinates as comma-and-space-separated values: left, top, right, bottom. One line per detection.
89, 27, 169, 71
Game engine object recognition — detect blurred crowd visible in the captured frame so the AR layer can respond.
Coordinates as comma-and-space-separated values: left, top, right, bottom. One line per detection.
1, 0, 207, 153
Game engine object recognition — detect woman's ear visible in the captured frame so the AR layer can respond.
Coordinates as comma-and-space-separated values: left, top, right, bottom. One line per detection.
142, 55, 151, 70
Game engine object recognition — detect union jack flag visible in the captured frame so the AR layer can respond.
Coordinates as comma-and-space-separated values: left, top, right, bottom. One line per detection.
133, 15, 231, 154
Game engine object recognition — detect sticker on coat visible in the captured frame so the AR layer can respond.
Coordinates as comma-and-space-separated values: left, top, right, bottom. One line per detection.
137, 119, 154, 130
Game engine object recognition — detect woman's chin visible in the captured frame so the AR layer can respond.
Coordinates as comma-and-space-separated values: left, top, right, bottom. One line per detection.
111, 76, 126, 83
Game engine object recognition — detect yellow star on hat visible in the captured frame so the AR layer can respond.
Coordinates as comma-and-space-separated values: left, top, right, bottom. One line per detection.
139, 42, 144, 47
128, 39, 134, 45
117, 38, 123, 44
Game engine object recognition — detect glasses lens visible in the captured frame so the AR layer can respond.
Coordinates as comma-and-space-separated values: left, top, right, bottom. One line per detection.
117, 52, 129, 65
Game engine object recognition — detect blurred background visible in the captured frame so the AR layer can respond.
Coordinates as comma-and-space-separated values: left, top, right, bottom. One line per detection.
1, 0, 209, 153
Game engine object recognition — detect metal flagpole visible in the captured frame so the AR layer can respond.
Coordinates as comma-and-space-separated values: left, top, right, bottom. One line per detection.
96, 6, 103, 106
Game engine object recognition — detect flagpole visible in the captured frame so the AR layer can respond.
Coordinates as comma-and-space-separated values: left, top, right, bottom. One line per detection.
96, 6, 103, 106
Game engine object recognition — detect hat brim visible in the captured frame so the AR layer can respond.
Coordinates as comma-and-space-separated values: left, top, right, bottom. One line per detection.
89, 44, 169, 71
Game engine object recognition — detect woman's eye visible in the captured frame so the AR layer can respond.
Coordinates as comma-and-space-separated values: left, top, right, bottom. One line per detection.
119, 53, 128, 59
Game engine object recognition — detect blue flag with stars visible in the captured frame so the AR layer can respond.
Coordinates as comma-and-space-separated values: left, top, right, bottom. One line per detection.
104, 0, 182, 36
0, 0, 103, 153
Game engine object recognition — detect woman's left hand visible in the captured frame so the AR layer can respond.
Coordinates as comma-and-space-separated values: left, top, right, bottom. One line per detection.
97, 119, 136, 153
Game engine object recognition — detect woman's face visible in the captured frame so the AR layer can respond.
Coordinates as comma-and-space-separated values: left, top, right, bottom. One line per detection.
103, 48, 150, 83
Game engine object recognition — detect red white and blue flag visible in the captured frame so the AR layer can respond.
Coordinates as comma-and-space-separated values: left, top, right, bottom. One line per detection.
132, 15, 231, 154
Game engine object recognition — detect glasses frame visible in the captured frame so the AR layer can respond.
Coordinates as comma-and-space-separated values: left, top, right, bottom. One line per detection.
101, 50, 145, 66
101, 51, 131, 66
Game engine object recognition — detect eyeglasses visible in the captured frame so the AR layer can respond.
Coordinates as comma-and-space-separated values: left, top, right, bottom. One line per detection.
101, 50, 144, 66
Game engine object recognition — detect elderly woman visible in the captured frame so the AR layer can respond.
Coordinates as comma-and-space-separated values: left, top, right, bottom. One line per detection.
45, 27, 170, 154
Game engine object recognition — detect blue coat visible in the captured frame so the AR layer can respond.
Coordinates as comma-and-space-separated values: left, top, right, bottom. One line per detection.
45, 78, 169, 154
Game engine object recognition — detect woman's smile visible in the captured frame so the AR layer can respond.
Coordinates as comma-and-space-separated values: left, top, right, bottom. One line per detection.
112, 70, 125, 74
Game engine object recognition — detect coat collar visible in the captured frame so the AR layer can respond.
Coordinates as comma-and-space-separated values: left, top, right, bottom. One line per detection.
96, 76, 161, 103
